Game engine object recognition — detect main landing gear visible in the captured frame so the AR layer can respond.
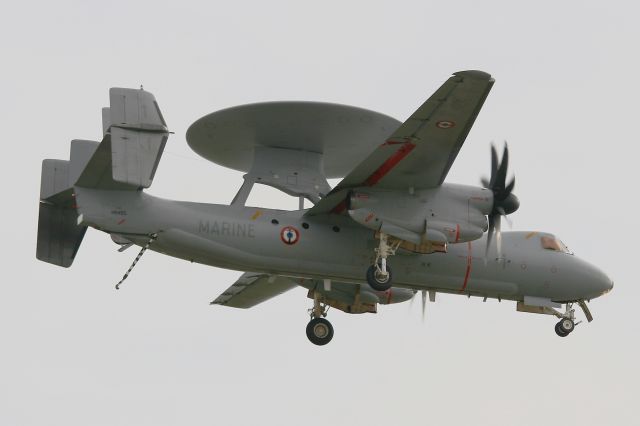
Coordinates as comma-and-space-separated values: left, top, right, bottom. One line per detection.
366, 232, 399, 291
306, 292, 333, 345
554, 303, 577, 337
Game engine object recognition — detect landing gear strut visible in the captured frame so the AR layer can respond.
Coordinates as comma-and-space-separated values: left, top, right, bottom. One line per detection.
306, 292, 333, 345
367, 232, 399, 291
554, 303, 577, 337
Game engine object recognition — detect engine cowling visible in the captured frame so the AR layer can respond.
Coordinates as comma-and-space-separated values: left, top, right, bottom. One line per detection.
347, 184, 490, 245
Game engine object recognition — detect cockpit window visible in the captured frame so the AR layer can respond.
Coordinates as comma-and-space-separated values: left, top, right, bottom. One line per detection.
541, 236, 572, 254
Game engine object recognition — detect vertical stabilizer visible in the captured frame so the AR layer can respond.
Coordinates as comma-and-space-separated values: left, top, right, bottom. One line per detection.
36, 87, 170, 267
77, 88, 170, 189
37, 202, 87, 268
37, 159, 87, 267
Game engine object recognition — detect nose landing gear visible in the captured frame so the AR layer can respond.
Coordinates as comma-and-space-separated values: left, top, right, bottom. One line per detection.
306, 292, 333, 345
554, 303, 577, 337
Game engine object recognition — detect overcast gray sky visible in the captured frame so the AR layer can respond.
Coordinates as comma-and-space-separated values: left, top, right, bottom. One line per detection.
2, 1, 637, 425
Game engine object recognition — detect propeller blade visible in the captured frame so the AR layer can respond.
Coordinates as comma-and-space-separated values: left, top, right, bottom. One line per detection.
505, 176, 515, 195
421, 290, 427, 321
490, 145, 498, 187
483, 143, 518, 263
495, 144, 509, 193
485, 214, 496, 262
495, 215, 502, 260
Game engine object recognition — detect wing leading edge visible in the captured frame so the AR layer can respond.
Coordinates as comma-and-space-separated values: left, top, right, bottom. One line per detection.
306, 70, 494, 216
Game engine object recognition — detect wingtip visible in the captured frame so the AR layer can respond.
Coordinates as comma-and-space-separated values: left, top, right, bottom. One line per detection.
454, 70, 492, 80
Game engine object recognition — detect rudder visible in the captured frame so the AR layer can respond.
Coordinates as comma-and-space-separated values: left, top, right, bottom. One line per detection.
37, 159, 87, 267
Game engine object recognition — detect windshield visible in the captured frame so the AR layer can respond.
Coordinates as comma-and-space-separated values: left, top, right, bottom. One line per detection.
541, 236, 572, 254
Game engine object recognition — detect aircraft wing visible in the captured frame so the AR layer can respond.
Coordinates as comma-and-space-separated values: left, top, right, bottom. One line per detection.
210, 272, 298, 308
306, 70, 494, 216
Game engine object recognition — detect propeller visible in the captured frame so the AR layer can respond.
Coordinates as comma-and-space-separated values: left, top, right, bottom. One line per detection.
481, 143, 520, 260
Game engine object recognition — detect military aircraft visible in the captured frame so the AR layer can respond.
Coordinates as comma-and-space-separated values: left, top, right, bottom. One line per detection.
36, 71, 613, 345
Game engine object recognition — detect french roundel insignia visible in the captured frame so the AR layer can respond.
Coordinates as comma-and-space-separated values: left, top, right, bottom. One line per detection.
436, 120, 455, 129
280, 226, 300, 245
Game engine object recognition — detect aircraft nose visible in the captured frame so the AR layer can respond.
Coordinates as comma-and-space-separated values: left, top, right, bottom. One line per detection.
591, 266, 613, 297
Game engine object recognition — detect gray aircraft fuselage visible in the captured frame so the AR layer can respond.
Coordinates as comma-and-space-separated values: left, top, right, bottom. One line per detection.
76, 187, 613, 303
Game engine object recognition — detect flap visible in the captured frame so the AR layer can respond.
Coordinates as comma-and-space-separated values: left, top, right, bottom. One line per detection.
210, 272, 298, 309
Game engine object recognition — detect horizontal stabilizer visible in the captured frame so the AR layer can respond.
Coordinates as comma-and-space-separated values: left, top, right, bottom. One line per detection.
69, 140, 99, 185
211, 272, 298, 308
75, 135, 138, 190
76, 88, 170, 190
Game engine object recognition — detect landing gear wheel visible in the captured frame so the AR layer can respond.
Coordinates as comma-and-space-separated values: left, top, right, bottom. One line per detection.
554, 322, 568, 337
559, 318, 575, 334
306, 317, 334, 346
555, 318, 574, 337
366, 264, 393, 291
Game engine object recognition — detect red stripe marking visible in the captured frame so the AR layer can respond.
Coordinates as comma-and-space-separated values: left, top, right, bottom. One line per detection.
331, 139, 415, 213
455, 224, 460, 242
117, 218, 126, 225
331, 199, 347, 214
363, 141, 416, 186
459, 242, 472, 292
386, 289, 392, 304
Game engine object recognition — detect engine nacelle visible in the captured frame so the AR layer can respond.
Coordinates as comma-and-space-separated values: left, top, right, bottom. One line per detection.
307, 285, 414, 314
347, 184, 490, 245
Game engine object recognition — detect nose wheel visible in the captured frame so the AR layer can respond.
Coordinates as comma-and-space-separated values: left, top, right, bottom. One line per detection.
554, 303, 577, 337
306, 291, 333, 345
554, 318, 575, 337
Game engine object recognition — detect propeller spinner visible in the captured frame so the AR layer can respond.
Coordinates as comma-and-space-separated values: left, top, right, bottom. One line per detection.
481, 144, 520, 259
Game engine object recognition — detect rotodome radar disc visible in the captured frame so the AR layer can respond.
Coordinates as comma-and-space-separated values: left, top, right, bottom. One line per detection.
186, 101, 402, 178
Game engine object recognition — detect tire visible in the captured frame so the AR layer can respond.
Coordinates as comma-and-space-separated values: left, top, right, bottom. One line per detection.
366, 264, 393, 291
555, 322, 568, 337
306, 317, 334, 346
559, 318, 575, 334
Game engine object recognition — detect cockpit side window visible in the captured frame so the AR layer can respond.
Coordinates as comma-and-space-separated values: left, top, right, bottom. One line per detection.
541, 236, 572, 254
